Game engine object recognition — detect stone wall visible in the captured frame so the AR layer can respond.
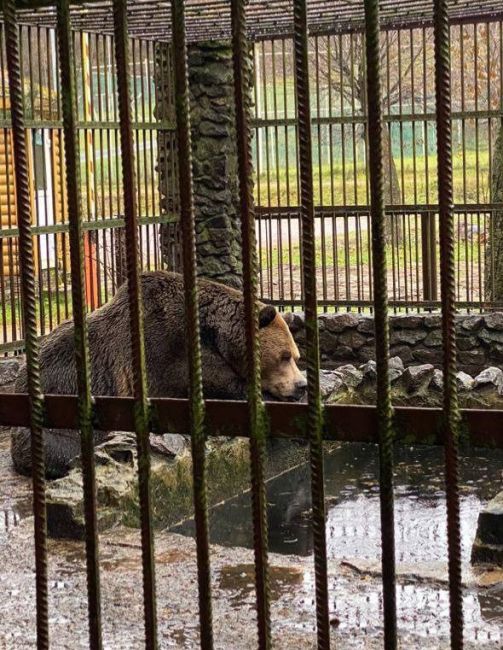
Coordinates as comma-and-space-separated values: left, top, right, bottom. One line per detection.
288, 311, 503, 375
156, 41, 245, 289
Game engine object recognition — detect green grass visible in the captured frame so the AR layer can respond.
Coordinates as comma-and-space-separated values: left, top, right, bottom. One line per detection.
255, 149, 491, 207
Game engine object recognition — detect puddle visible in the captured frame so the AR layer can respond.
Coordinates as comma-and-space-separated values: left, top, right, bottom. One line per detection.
173, 443, 503, 561
173, 442, 503, 644
218, 563, 304, 606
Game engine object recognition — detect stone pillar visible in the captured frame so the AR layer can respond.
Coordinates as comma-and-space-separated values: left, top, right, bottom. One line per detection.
156, 41, 246, 290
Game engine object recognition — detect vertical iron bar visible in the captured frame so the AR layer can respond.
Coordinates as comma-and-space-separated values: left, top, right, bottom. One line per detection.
433, 0, 464, 647
231, 1, 272, 647
364, 2, 397, 648
171, 0, 214, 647
56, 3, 103, 648
112, 2, 158, 648
292, 1, 330, 647
3, 2, 49, 648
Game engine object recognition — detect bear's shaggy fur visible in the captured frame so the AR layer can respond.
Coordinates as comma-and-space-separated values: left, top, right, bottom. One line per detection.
12, 271, 306, 478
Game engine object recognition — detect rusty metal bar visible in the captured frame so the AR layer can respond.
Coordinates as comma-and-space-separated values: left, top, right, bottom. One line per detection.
170, 0, 214, 646
112, 1, 158, 647
292, 0, 329, 646
56, 1, 103, 647
2, 2, 49, 648
364, 0, 397, 646
231, 0, 272, 647
2, 394, 503, 448
433, 0, 464, 647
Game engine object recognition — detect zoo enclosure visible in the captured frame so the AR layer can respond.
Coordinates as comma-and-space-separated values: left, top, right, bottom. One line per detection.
252, 23, 503, 310
1, 9, 503, 354
0, 1, 503, 650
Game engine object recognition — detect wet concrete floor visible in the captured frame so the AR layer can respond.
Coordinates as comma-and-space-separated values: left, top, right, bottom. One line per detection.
1, 430, 502, 648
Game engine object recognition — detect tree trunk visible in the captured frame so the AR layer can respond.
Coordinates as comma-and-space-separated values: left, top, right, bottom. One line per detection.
485, 125, 503, 303
381, 122, 402, 243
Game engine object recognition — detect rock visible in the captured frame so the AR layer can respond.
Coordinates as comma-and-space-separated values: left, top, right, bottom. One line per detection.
402, 364, 435, 393
390, 329, 427, 346
316, 370, 344, 399
322, 312, 359, 333
388, 357, 404, 383
424, 329, 443, 347
484, 312, 503, 331
471, 491, 503, 565
473, 367, 503, 392
336, 365, 363, 389
357, 317, 374, 334
456, 371, 474, 391
461, 315, 484, 331
458, 349, 486, 367
490, 343, 503, 362
360, 360, 377, 382
389, 356, 404, 371
391, 315, 424, 329
285, 311, 304, 334
357, 345, 376, 362
389, 345, 413, 364
319, 331, 339, 355
411, 347, 443, 365
424, 314, 443, 328
389, 367, 403, 383
331, 345, 355, 361
338, 329, 368, 350
431, 369, 444, 391
479, 328, 503, 345
456, 336, 479, 351
198, 120, 230, 138
0, 359, 20, 386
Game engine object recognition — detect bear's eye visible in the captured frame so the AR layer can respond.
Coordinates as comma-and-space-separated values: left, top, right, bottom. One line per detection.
281, 352, 292, 362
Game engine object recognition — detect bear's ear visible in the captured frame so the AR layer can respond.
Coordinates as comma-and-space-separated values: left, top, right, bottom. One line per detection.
258, 305, 277, 329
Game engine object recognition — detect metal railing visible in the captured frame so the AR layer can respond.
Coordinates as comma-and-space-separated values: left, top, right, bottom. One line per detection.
0, 1, 502, 650
252, 23, 503, 311
0, 23, 176, 354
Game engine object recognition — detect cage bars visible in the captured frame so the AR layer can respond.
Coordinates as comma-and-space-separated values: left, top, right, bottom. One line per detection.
112, 0, 158, 646
433, 0, 464, 646
363, 0, 397, 648
292, 0, 330, 646
231, 0, 272, 647
170, 0, 214, 646
55, 0, 103, 647
2, 1, 49, 648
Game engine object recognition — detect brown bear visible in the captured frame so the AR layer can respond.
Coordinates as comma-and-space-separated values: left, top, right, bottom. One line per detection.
12, 271, 306, 478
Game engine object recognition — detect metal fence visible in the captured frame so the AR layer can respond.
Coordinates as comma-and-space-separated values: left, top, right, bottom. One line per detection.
0, 1, 503, 650
0, 23, 175, 354
252, 23, 503, 310
1, 20, 503, 356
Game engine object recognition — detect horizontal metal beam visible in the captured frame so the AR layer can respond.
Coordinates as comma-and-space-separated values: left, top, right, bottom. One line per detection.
254, 203, 503, 216
0, 213, 178, 238
0, 393, 502, 448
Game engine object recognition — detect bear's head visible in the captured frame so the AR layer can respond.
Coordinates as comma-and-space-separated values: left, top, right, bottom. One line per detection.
258, 305, 307, 401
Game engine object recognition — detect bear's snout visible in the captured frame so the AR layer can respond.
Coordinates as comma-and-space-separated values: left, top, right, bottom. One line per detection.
293, 377, 307, 400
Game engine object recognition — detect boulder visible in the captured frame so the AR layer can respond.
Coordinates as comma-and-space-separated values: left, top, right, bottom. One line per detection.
484, 312, 503, 331
473, 367, 503, 392
391, 315, 424, 329
472, 491, 503, 565
0, 359, 20, 387
461, 315, 484, 332
456, 371, 474, 391
336, 365, 363, 389
402, 364, 435, 394
431, 369, 444, 392
390, 329, 427, 346
322, 312, 359, 333
359, 360, 377, 382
